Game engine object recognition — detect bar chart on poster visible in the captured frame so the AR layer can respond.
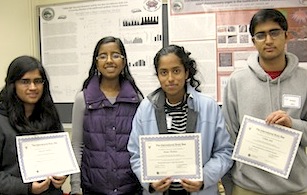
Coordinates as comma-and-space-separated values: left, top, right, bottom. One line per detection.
39, 0, 165, 122
39, 0, 164, 104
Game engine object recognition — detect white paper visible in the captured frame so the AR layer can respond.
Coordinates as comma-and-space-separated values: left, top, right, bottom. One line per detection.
232, 115, 302, 179
139, 133, 203, 183
16, 132, 80, 183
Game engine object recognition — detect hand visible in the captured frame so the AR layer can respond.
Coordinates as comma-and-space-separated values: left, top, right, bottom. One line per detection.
31, 178, 51, 194
49, 175, 68, 189
265, 110, 292, 128
150, 177, 172, 192
180, 179, 204, 192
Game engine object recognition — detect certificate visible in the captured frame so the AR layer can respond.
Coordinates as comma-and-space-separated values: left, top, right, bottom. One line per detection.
139, 133, 202, 183
232, 115, 302, 179
16, 132, 80, 183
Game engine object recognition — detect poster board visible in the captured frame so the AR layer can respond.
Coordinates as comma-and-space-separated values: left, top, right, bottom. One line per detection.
39, 0, 165, 122
39, 0, 164, 103
168, 0, 307, 103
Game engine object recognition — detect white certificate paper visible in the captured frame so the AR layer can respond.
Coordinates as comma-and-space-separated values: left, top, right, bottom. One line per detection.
139, 133, 203, 183
232, 115, 302, 179
16, 132, 80, 183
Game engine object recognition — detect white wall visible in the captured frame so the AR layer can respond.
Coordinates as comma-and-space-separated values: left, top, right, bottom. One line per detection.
0, 1, 81, 193
0, 0, 83, 87
0, 0, 32, 88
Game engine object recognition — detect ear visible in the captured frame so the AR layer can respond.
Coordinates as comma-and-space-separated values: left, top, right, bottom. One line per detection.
185, 70, 189, 80
121, 62, 126, 72
285, 31, 289, 42
95, 63, 100, 75
252, 37, 255, 45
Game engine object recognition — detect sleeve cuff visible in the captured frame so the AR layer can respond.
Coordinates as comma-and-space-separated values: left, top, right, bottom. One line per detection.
28, 183, 32, 194
149, 184, 155, 193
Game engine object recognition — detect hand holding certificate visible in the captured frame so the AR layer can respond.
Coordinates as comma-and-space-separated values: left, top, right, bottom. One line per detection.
139, 133, 203, 183
16, 132, 80, 183
232, 115, 302, 179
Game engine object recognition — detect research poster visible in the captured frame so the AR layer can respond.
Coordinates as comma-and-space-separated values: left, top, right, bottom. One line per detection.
40, 0, 163, 102
168, 0, 307, 103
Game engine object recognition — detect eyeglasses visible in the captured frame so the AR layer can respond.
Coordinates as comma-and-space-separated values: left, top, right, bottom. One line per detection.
17, 78, 45, 87
253, 29, 285, 42
96, 53, 124, 62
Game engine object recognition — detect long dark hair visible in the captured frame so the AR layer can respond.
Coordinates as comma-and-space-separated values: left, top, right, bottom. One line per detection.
0, 56, 62, 134
153, 44, 201, 91
82, 36, 143, 98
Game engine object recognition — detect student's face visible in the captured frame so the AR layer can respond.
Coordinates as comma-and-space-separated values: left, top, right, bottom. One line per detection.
157, 53, 188, 104
96, 42, 125, 81
252, 20, 288, 61
15, 69, 44, 108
